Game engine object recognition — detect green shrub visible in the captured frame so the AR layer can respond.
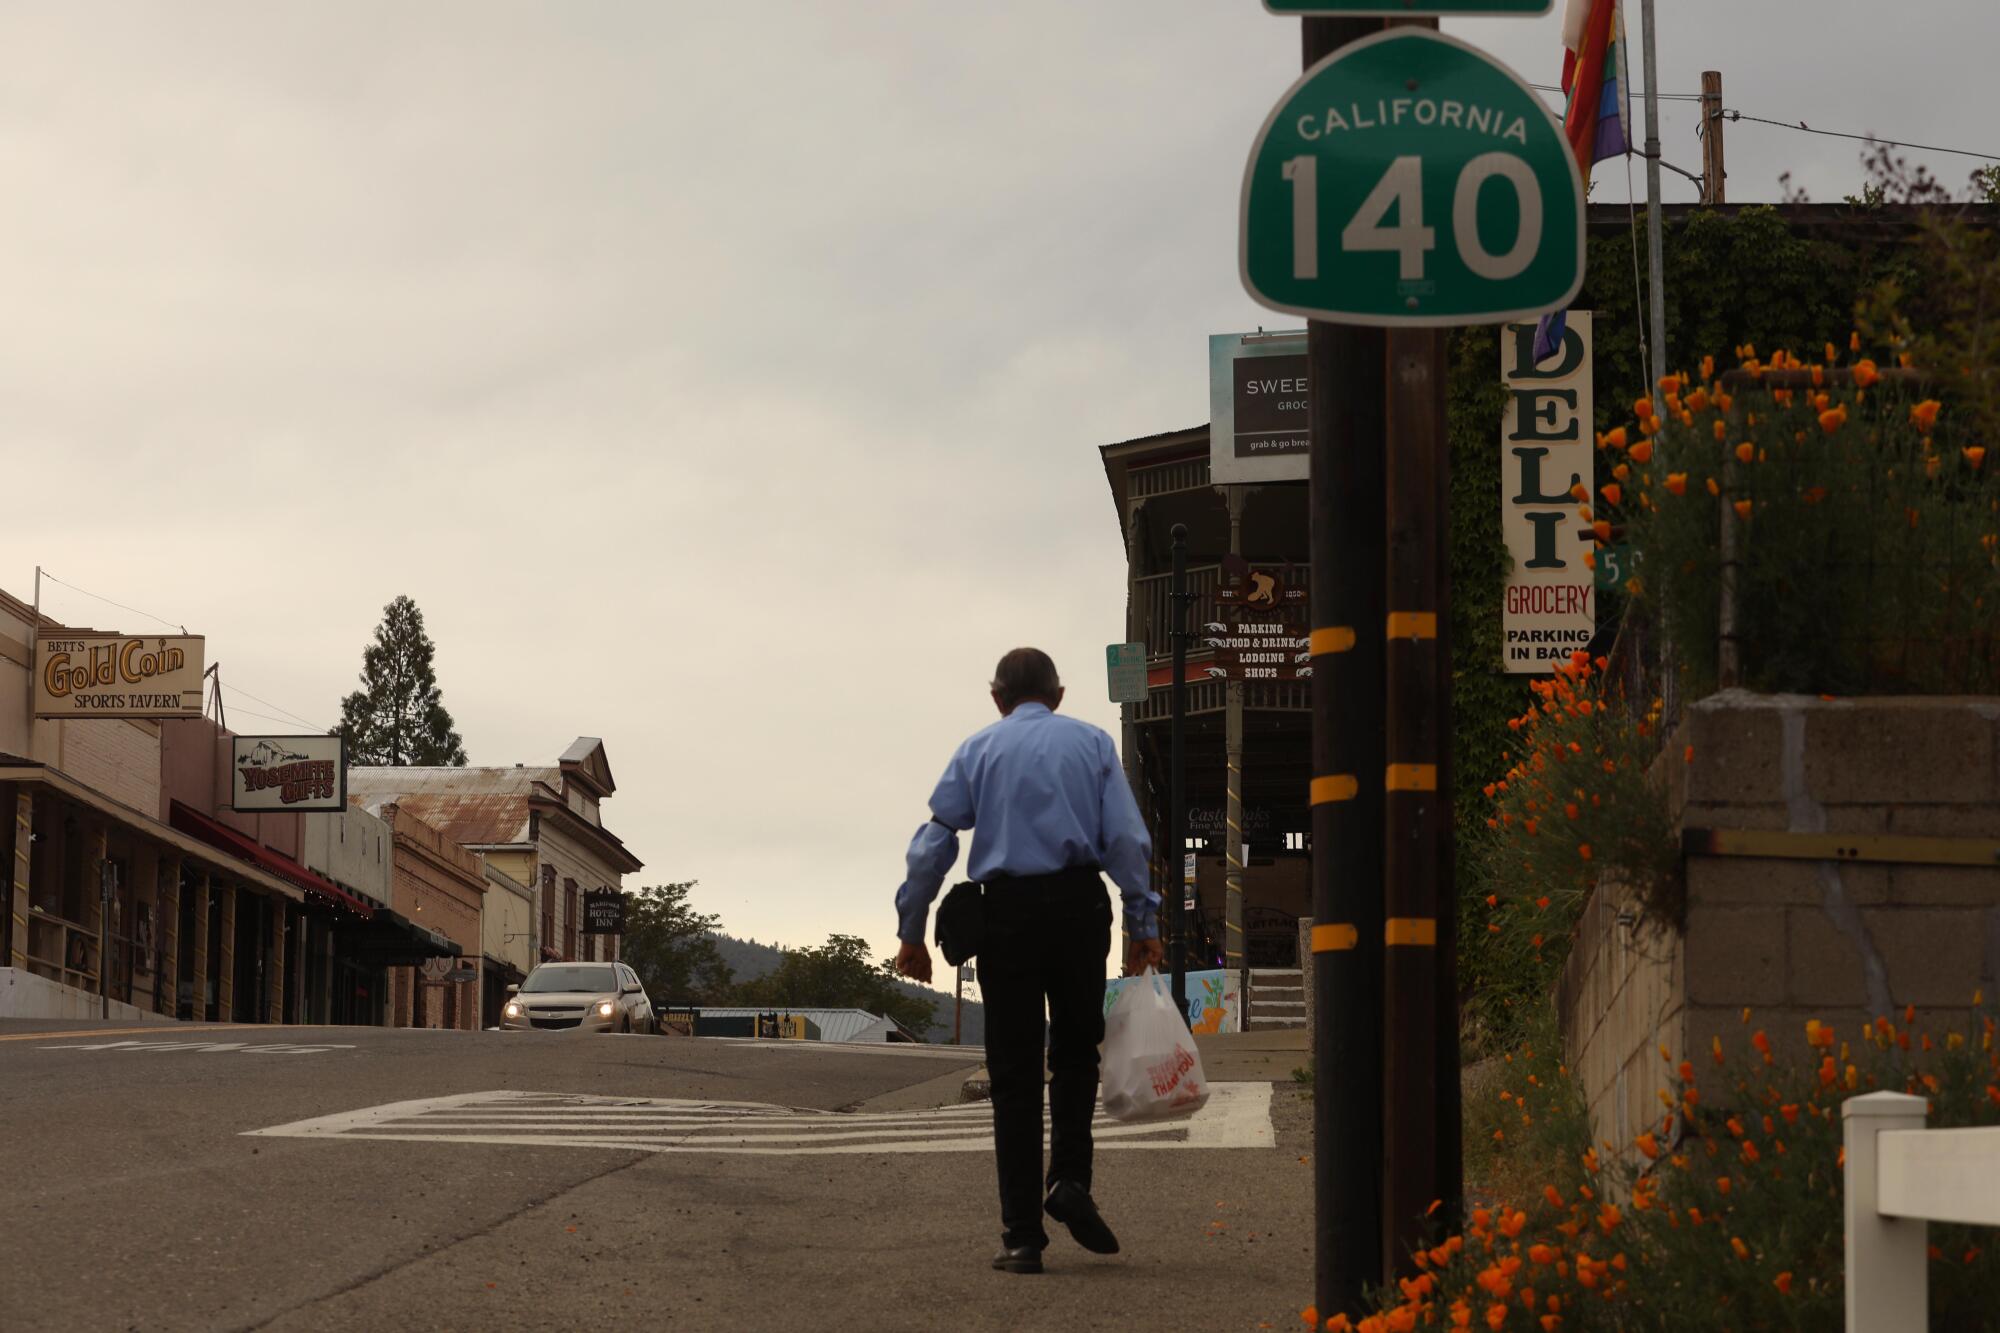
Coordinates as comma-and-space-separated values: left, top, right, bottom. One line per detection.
1607, 349, 2000, 698
1320, 1003, 2000, 1331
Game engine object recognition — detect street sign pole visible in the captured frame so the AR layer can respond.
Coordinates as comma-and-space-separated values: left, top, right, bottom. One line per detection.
1302, 17, 1388, 1316
1168, 524, 1190, 1021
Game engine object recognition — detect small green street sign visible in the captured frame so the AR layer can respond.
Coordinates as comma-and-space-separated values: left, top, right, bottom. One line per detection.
1240, 29, 1583, 327
1595, 544, 1639, 593
1107, 642, 1149, 704
1264, 1, 1549, 13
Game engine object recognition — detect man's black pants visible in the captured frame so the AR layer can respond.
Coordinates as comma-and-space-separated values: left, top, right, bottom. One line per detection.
975, 868, 1112, 1251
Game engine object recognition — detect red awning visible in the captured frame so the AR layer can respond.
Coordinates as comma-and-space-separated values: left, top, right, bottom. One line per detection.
169, 801, 375, 920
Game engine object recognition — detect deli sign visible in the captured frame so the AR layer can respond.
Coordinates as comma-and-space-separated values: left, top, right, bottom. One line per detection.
232, 735, 347, 813
34, 635, 205, 719
1501, 312, 1595, 672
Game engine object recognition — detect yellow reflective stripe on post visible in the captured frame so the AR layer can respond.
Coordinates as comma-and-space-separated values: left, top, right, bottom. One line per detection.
1385, 611, 1437, 639
1310, 626, 1356, 656
1384, 764, 1438, 791
1311, 775, 1358, 804
1312, 923, 1359, 953
1385, 917, 1437, 947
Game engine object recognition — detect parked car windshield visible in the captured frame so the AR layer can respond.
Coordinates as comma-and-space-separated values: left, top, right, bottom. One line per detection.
521, 965, 618, 994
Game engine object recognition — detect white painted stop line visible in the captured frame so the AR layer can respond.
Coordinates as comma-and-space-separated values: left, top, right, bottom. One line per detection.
244, 1084, 1276, 1155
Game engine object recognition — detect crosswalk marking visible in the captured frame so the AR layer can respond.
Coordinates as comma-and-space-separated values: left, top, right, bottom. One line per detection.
244, 1083, 1275, 1155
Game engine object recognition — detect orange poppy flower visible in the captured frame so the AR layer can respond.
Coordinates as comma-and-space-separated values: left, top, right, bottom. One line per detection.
1734, 442, 1755, 463
1628, 440, 1653, 465
1591, 521, 1612, 542
1852, 358, 1880, 388
1967, 447, 1988, 470
1656, 374, 1680, 395
1849, 330, 1861, 352
1664, 472, 1687, 496
1606, 426, 1628, 450
1632, 397, 1653, 420
1687, 387, 1710, 412
1578, 843, 1593, 861
1911, 399, 1943, 430
1733, 499, 1754, 520
1600, 483, 1623, 506
1819, 407, 1847, 434
1775, 1272, 1795, 1295
1634, 1131, 1659, 1159
1824, 342, 1837, 364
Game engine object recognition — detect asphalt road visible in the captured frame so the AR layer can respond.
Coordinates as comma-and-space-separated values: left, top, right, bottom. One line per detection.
0, 1021, 1314, 1333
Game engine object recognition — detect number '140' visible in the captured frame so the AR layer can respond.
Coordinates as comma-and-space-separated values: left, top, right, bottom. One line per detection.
1281, 152, 1544, 282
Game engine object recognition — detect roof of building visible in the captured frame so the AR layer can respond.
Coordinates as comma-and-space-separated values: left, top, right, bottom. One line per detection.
347, 740, 643, 874
348, 765, 543, 846
687, 1008, 914, 1044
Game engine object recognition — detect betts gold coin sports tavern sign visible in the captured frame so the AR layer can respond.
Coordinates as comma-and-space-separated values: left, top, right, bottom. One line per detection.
33, 634, 206, 719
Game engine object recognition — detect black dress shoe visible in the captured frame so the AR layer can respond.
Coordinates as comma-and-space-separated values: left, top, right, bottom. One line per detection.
991, 1244, 1044, 1274
1045, 1180, 1120, 1255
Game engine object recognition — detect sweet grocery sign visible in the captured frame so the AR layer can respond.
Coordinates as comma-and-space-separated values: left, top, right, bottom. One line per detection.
1240, 29, 1583, 327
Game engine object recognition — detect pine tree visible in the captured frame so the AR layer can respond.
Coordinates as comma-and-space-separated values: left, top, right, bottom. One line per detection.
334, 595, 469, 766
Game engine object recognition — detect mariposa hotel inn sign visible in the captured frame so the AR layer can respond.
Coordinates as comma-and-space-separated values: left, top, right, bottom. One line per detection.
34, 634, 206, 718
1500, 313, 1595, 673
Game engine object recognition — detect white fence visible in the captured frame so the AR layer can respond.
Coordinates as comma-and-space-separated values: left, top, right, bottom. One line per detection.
1843, 1091, 2000, 1330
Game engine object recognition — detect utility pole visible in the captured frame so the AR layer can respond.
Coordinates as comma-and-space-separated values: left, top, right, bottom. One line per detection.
1303, 17, 1387, 1315
1640, 0, 1668, 391
953, 964, 964, 1045
1700, 70, 1725, 204
1381, 327, 1451, 1274
1168, 523, 1190, 1021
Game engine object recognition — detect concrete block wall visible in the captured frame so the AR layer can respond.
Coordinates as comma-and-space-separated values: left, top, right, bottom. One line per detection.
1556, 881, 1685, 1160
1562, 691, 2000, 1154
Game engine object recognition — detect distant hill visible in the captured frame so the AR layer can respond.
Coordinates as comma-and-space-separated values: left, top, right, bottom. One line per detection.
708, 932, 984, 1046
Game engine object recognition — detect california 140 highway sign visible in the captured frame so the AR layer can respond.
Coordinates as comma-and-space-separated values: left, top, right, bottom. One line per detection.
1240, 29, 1583, 327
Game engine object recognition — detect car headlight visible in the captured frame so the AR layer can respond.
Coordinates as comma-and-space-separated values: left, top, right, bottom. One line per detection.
596, 1000, 615, 1017
503, 1002, 523, 1018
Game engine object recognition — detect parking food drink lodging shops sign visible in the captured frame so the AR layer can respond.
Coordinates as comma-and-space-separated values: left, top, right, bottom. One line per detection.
1240, 29, 1583, 327
1500, 311, 1595, 672
33, 634, 205, 719
232, 735, 347, 813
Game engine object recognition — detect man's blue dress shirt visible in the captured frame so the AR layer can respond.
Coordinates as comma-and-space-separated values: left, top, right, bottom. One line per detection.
895, 702, 1158, 945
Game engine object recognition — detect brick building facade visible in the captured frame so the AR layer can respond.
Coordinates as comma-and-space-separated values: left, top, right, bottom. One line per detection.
372, 801, 486, 1031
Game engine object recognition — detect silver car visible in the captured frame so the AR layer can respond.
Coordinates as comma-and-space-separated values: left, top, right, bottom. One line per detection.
500, 962, 654, 1034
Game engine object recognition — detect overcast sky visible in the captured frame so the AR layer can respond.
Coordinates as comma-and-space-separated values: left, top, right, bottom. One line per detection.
8, 1, 1995, 966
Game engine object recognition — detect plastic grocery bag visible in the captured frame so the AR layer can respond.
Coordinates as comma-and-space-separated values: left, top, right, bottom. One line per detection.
1100, 968, 1210, 1122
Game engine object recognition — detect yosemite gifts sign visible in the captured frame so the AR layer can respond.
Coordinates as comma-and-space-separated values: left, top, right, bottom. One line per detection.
1501, 312, 1595, 672
232, 735, 347, 813
34, 635, 205, 718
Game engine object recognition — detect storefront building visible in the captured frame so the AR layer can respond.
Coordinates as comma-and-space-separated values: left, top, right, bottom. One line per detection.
480, 861, 535, 1028
368, 801, 483, 1030
0, 591, 315, 1022
349, 737, 641, 970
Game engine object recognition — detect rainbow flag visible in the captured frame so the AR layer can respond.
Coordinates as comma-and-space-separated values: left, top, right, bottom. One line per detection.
1534, 0, 1631, 363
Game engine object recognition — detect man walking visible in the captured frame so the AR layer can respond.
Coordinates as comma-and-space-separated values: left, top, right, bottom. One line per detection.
894, 647, 1163, 1274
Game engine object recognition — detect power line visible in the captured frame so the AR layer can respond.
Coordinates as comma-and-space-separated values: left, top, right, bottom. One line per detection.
1721, 110, 2000, 164
37, 572, 185, 633
218, 681, 333, 735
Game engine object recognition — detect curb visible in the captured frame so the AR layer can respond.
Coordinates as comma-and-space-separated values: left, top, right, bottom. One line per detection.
960, 1068, 991, 1103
